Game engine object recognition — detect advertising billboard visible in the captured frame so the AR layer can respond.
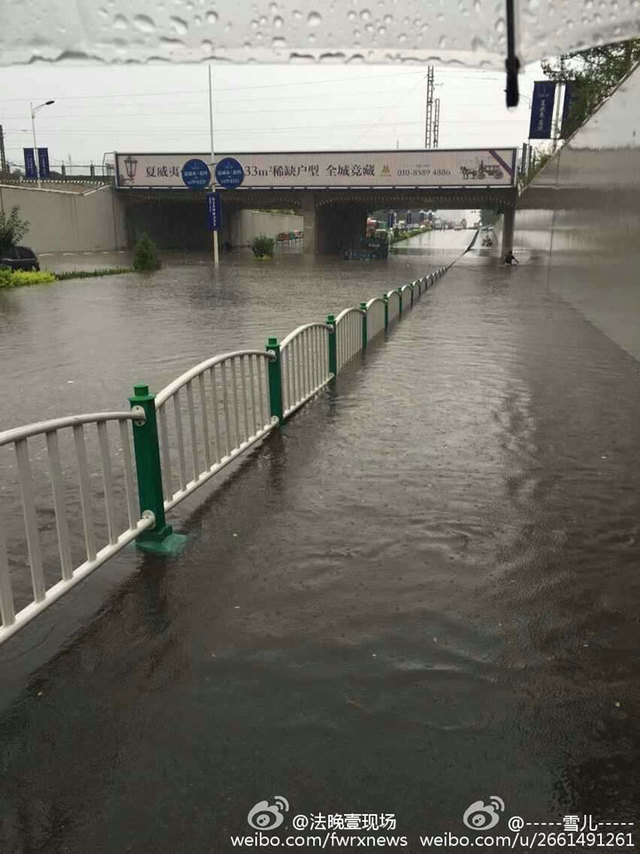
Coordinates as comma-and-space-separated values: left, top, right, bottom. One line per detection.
115, 149, 517, 190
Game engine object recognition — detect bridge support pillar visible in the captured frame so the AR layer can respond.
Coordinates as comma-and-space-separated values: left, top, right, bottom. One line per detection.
501, 207, 516, 257
300, 192, 317, 255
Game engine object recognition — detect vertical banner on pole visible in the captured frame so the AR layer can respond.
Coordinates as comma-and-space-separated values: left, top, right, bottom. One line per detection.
206, 192, 221, 231
528, 81, 556, 139
560, 82, 579, 138
37, 148, 50, 179
23, 148, 37, 179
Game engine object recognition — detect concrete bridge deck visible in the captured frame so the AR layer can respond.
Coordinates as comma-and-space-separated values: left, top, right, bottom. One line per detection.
1, 255, 638, 851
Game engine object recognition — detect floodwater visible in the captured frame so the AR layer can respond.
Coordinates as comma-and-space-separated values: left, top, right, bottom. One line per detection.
1, 228, 640, 852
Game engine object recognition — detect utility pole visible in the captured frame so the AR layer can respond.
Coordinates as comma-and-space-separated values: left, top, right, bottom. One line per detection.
433, 98, 441, 148
208, 65, 220, 268
0, 125, 7, 178
424, 66, 435, 148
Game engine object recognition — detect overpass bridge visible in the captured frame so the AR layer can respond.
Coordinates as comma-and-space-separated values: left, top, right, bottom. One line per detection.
115, 149, 518, 254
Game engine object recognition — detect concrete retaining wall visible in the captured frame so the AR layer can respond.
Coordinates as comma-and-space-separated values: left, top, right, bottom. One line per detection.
516, 63, 640, 360
0, 184, 127, 254
228, 210, 304, 247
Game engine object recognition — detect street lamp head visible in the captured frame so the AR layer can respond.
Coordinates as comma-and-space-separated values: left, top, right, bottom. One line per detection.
45, 100, 55, 106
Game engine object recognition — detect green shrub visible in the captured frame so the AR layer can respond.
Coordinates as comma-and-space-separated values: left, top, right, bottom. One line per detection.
0, 207, 29, 254
0, 268, 56, 288
250, 235, 275, 259
55, 267, 134, 281
133, 234, 161, 271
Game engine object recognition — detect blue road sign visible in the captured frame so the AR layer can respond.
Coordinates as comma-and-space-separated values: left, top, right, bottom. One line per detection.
215, 157, 245, 188
406, 210, 413, 225
386, 211, 395, 228
528, 81, 556, 139
38, 148, 50, 179
181, 158, 211, 190
23, 148, 37, 179
207, 192, 221, 231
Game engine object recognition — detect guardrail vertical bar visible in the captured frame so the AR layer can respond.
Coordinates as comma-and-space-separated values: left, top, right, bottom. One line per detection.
186, 381, 200, 481
97, 421, 118, 546
72, 424, 97, 563
46, 430, 73, 580
0, 520, 15, 628
157, 405, 174, 502
383, 295, 389, 331
118, 420, 138, 530
209, 366, 222, 462
129, 384, 186, 554
326, 315, 337, 377
198, 373, 211, 470
360, 303, 368, 350
397, 287, 403, 317
266, 337, 283, 424
15, 439, 46, 601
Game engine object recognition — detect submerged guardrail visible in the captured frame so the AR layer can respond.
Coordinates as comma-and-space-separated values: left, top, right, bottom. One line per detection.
0, 264, 451, 645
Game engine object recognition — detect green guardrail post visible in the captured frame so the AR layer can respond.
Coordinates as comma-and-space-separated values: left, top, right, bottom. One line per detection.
360, 302, 368, 350
327, 315, 337, 376
383, 294, 389, 331
411, 283, 415, 306
129, 384, 187, 555
266, 337, 284, 424
397, 287, 403, 317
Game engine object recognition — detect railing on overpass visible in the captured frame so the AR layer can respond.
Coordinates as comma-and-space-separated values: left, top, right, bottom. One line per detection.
0, 263, 452, 645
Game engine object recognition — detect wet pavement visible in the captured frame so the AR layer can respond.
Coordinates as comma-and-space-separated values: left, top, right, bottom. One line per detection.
1, 235, 640, 852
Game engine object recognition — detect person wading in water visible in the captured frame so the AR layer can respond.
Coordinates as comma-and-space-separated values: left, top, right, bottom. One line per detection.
504, 250, 519, 265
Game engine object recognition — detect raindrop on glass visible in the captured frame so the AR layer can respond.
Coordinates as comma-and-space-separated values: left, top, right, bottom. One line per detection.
169, 16, 188, 34
132, 15, 155, 33
307, 11, 322, 26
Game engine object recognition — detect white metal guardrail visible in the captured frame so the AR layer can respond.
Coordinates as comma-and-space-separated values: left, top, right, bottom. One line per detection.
386, 288, 401, 323
154, 350, 278, 512
0, 264, 453, 646
0, 409, 154, 644
365, 297, 386, 342
280, 322, 332, 419
335, 307, 365, 372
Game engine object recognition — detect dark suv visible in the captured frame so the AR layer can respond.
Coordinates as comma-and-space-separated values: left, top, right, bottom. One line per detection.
0, 246, 40, 271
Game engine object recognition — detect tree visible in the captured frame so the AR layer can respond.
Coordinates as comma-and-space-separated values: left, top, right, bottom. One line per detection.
0, 206, 29, 253
542, 38, 640, 138
133, 234, 161, 271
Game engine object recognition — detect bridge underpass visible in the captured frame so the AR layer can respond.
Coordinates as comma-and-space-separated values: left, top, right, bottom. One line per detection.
116, 148, 518, 255
121, 186, 518, 254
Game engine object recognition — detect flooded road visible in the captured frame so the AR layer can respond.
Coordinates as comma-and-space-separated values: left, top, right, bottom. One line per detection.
1, 230, 639, 852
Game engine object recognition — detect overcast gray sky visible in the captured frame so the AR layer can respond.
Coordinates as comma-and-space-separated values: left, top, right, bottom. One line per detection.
0, 61, 546, 170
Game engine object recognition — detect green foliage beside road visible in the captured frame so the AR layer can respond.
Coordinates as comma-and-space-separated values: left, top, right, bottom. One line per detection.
0, 268, 56, 288
0, 266, 135, 289
55, 267, 134, 280
542, 38, 640, 138
0, 206, 29, 254
251, 235, 275, 259
133, 234, 162, 271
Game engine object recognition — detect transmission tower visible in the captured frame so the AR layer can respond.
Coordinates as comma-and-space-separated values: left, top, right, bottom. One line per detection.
433, 98, 441, 148
424, 66, 435, 148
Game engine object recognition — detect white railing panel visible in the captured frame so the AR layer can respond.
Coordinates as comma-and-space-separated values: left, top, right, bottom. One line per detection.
335, 307, 364, 372
0, 409, 147, 646
365, 297, 386, 341
280, 323, 332, 417
154, 350, 277, 512
386, 290, 401, 323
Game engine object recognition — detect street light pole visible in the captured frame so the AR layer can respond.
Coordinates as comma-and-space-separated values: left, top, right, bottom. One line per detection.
208, 66, 220, 268
30, 99, 55, 189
